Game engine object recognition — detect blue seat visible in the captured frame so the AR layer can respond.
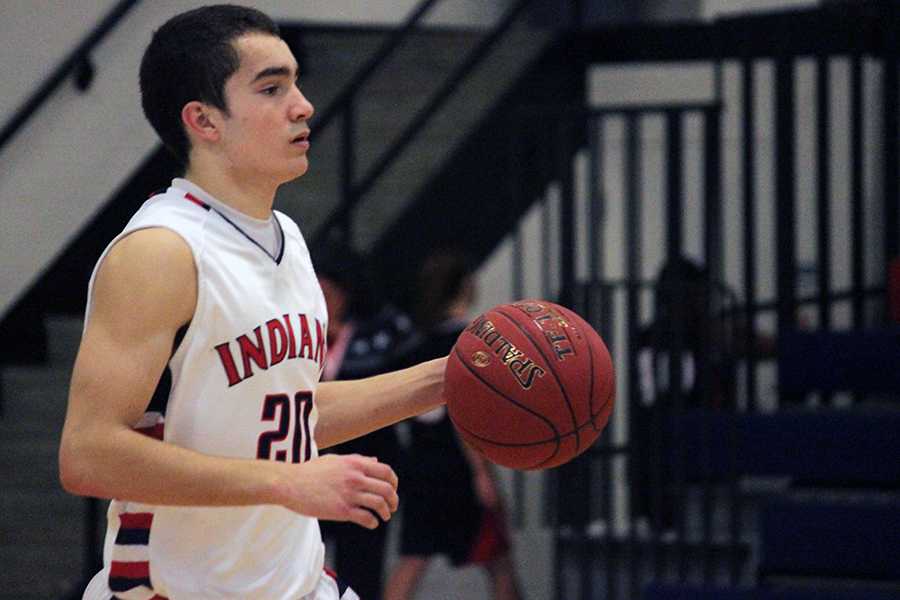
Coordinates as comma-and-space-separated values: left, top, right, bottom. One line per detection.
779, 328, 900, 395
674, 408, 900, 487
759, 497, 900, 581
643, 583, 900, 600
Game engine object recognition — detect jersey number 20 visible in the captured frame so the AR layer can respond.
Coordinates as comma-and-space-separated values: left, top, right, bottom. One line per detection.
257, 391, 313, 463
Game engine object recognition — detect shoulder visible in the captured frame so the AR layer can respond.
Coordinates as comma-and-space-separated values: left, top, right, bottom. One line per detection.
273, 209, 303, 239
93, 228, 197, 328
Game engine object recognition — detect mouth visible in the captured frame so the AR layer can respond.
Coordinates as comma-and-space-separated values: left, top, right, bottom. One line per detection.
291, 131, 310, 147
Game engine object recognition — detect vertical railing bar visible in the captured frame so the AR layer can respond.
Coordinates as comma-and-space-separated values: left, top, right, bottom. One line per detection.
664, 109, 690, 582
736, 57, 758, 583
586, 114, 617, 600
775, 56, 798, 404
544, 129, 564, 600
509, 117, 527, 531
554, 117, 591, 600
702, 104, 723, 583
624, 112, 648, 589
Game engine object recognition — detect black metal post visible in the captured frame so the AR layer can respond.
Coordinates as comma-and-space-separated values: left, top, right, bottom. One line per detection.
624, 113, 644, 599
702, 104, 723, 583
340, 102, 356, 243
775, 56, 798, 405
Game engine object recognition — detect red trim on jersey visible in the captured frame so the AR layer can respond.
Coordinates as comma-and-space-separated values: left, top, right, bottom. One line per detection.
184, 192, 210, 210
119, 512, 154, 529
136, 422, 165, 440
110, 560, 150, 579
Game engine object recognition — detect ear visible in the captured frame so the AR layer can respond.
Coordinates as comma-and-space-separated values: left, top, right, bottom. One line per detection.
181, 101, 220, 144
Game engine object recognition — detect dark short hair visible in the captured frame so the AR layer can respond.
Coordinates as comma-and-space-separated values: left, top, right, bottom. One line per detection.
139, 5, 280, 165
414, 249, 475, 330
311, 238, 382, 318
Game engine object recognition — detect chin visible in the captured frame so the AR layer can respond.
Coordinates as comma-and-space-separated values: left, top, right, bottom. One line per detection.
277, 159, 309, 184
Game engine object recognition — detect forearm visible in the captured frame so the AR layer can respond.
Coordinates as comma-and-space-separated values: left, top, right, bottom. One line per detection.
60, 422, 285, 507
315, 357, 446, 449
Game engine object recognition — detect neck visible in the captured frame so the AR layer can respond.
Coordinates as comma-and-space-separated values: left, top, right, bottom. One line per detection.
184, 155, 277, 220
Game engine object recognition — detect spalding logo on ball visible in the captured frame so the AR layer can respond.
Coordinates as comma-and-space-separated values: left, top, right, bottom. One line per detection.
444, 299, 615, 470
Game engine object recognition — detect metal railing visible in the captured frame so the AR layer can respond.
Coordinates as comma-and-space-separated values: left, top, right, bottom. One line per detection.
310, 0, 539, 245
0, 0, 141, 153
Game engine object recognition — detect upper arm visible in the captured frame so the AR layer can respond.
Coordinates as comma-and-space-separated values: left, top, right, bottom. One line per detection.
63, 228, 197, 438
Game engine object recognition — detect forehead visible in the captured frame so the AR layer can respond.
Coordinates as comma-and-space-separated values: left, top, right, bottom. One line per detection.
230, 33, 297, 81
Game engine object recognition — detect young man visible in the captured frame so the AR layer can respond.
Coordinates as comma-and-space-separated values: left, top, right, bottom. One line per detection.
58, 6, 445, 599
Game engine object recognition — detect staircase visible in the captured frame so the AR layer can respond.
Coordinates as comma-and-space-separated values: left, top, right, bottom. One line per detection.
0, 8, 565, 598
0, 316, 87, 599
276, 18, 556, 249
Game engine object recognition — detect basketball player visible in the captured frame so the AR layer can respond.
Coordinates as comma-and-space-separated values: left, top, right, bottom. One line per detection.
383, 251, 522, 600
58, 6, 445, 599
314, 239, 421, 600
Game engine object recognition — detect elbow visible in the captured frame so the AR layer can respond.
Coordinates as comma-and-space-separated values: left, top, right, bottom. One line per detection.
58, 436, 96, 497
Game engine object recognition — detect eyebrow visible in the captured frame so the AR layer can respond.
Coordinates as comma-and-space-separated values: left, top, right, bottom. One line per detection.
250, 65, 298, 84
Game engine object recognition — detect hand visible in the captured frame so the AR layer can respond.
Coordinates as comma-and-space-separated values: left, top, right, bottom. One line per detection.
276, 454, 399, 529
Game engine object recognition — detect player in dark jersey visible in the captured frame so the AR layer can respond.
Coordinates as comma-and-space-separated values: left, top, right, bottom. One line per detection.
383, 251, 522, 600
314, 240, 421, 600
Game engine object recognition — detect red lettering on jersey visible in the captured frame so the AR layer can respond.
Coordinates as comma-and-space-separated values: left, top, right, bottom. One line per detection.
238, 326, 269, 380
215, 342, 242, 387
297, 314, 314, 360
313, 318, 326, 367
284, 313, 298, 359
267, 318, 288, 367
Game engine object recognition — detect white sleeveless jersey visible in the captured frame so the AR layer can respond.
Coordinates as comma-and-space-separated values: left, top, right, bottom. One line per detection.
86, 179, 329, 600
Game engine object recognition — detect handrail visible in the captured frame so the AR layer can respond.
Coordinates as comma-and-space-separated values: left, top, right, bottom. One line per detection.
312, 0, 443, 135
0, 0, 141, 153
314, 0, 537, 243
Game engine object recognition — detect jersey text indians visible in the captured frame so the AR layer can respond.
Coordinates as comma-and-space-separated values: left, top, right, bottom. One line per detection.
214, 313, 326, 387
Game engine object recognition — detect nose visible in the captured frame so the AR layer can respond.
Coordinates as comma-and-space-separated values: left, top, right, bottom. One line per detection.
289, 85, 314, 122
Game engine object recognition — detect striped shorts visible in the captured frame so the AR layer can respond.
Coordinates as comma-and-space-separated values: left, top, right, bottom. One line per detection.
82, 567, 360, 600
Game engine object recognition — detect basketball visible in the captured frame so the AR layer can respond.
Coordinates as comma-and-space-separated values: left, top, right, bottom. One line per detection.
444, 299, 615, 470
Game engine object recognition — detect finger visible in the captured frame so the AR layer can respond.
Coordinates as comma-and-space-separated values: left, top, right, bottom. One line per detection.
357, 491, 392, 522
357, 477, 399, 512
349, 507, 379, 530
360, 460, 399, 490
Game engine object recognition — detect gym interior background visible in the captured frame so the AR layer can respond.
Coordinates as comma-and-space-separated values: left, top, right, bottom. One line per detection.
1, 1, 898, 598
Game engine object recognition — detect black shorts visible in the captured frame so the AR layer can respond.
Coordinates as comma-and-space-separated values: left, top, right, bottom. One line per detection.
399, 483, 510, 566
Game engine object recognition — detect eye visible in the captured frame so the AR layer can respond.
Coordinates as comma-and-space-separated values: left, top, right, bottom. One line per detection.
261, 85, 279, 96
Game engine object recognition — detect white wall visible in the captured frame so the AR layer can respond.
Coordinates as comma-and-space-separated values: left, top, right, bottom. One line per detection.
0, 0, 515, 318
0, 1, 116, 120
0, 0, 513, 122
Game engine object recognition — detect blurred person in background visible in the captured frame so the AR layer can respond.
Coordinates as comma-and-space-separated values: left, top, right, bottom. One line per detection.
633, 255, 776, 536
314, 239, 421, 600
383, 250, 523, 600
